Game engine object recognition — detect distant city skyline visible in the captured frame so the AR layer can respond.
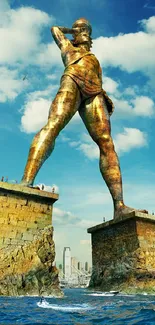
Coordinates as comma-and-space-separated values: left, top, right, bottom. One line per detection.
58, 246, 91, 287
57, 246, 92, 273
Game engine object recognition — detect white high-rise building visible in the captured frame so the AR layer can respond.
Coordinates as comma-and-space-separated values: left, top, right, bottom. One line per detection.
71, 257, 78, 274
63, 247, 71, 279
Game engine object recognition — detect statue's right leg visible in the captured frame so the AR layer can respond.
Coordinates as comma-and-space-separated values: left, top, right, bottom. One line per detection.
21, 77, 81, 186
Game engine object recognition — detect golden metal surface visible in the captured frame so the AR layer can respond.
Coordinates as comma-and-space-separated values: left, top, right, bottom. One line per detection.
21, 18, 147, 219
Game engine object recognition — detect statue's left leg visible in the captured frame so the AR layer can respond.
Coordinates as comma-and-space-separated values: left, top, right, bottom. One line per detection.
21, 76, 81, 186
79, 93, 148, 219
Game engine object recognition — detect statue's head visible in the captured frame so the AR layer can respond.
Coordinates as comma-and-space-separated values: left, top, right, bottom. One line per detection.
72, 18, 92, 35
72, 18, 92, 49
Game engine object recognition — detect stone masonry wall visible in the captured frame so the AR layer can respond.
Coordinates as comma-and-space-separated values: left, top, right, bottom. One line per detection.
0, 182, 58, 248
136, 219, 155, 275
88, 212, 155, 294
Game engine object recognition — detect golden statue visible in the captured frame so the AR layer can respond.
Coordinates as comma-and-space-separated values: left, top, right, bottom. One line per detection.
21, 18, 147, 219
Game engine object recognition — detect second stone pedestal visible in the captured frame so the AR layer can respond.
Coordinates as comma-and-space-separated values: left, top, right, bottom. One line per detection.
88, 212, 155, 294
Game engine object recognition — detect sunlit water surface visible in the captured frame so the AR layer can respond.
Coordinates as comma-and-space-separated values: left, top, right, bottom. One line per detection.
0, 288, 155, 324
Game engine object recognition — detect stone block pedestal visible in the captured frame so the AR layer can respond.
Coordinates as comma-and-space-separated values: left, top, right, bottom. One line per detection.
0, 182, 63, 296
88, 212, 155, 294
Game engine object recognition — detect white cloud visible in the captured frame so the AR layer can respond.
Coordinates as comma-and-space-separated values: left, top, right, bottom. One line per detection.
102, 76, 119, 94
131, 96, 154, 116
20, 85, 59, 133
76, 133, 98, 157
0, 3, 55, 66
140, 16, 155, 34
114, 127, 147, 154
92, 16, 155, 77
0, 67, 28, 102
78, 142, 99, 160
112, 97, 133, 117
36, 43, 62, 67
53, 207, 95, 228
21, 98, 50, 133
112, 95, 155, 118
123, 87, 137, 97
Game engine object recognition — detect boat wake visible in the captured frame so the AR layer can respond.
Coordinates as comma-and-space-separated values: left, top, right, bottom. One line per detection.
37, 301, 92, 312
87, 291, 119, 297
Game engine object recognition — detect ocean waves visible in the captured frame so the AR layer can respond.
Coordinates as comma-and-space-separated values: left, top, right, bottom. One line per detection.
0, 288, 155, 324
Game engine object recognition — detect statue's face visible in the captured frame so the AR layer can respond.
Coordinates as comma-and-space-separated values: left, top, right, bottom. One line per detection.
73, 27, 91, 49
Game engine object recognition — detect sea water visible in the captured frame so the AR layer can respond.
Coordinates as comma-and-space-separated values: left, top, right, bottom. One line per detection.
0, 288, 155, 324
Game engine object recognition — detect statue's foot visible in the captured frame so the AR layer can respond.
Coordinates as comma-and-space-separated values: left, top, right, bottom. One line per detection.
114, 204, 148, 220
20, 180, 33, 187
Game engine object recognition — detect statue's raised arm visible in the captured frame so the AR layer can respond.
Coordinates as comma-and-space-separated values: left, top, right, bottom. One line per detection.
51, 26, 74, 49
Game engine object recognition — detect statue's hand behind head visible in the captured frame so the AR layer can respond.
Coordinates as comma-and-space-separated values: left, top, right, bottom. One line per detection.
72, 27, 87, 34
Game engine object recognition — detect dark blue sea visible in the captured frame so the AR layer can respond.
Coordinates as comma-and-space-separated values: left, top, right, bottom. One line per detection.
0, 288, 155, 325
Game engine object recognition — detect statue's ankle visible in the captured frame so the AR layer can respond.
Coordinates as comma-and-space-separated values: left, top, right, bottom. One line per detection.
20, 180, 33, 187
114, 200, 124, 210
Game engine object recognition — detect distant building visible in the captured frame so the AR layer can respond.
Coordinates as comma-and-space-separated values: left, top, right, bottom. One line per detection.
85, 262, 88, 272
77, 261, 81, 271
63, 247, 71, 279
59, 264, 62, 270
71, 257, 78, 274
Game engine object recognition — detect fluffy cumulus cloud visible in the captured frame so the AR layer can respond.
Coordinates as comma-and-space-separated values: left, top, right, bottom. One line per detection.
21, 98, 50, 133
102, 76, 119, 94
93, 16, 155, 78
141, 16, 155, 34
0, 1, 60, 105
20, 84, 59, 133
131, 96, 154, 116
0, 67, 28, 102
78, 143, 99, 160
114, 127, 147, 154
0, 2, 54, 65
112, 95, 155, 118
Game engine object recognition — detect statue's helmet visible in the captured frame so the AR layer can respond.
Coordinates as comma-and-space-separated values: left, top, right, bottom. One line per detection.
72, 18, 92, 35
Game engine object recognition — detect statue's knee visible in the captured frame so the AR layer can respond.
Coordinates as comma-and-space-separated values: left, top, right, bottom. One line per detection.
98, 133, 114, 150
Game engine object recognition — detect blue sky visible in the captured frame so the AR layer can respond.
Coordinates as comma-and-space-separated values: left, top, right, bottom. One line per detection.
0, 0, 155, 265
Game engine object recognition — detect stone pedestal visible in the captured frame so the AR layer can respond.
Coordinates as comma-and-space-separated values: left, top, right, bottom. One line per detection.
0, 182, 58, 247
0, 182, 62, 296
88, 212, 155, 294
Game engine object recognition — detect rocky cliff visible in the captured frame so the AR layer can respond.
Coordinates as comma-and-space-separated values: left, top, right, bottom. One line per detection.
0, 226, 63, 296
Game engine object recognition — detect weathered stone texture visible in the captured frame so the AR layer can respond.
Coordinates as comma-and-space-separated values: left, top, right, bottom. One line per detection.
0, 182, 57, 248
88, 212, 155, 294
0, 182, 62, 296
0, 226, 62, 296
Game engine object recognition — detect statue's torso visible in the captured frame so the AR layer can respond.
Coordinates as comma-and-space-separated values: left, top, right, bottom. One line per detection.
61, 42, 102, 97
